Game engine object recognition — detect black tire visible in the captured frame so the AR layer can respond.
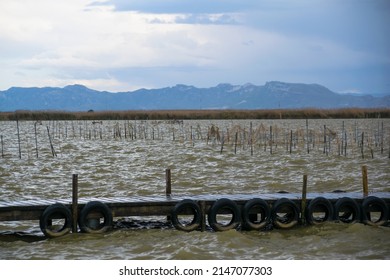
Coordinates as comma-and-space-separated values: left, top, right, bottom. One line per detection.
334, 197, 361, 223
40, 203, 72, 238
271, 198, 299, 229
242, 198, 270, 230
361, 196, 389, 226
208, 198, 241, 231
171, 199, 201, 232
78, 201, 113, 233
305, 197, 334, 225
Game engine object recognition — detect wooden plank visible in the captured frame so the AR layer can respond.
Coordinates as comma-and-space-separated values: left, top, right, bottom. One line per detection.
2, 191, 390, 209
1, 192, 390, 223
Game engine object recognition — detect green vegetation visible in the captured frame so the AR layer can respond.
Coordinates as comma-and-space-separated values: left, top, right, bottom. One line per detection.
0, 108, 389, 121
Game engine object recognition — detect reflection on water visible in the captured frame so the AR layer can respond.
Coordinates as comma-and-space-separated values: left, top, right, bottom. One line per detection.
0, 119, 389, 259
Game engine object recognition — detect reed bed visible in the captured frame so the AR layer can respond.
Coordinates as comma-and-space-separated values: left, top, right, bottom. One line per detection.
0, 117, 389, 160
1, 108, 390, 121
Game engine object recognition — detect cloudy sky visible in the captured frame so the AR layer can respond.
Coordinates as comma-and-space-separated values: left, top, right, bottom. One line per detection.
0, 0, 389, 94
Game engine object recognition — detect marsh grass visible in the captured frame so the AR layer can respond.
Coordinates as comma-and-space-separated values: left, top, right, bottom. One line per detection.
1, 108, 389, 121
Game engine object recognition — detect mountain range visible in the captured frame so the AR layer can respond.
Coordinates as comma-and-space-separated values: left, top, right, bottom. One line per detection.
0, 81, 389, 111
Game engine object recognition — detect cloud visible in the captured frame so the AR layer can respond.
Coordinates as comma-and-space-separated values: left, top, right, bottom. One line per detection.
101, 0, 258, 14
0, 0, 389, 93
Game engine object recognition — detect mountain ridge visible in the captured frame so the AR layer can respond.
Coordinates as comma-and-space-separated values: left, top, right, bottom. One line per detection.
1, 81, 389, 111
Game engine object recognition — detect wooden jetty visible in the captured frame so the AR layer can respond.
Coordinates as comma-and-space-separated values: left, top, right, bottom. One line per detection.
1, 169, 389, 238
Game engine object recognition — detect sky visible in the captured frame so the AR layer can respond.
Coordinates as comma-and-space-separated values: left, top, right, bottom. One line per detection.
0, 0, 389, 94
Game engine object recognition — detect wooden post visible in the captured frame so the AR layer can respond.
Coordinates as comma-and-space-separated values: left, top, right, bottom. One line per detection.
165, 169, 172, 221
380, 121, 384, 154
344, 131, 347, 156
323, 125, 326, 154
250, 122, 253, 156
301, 174, 308, 224
34, 121, 39, 158
220, 134, 225, 154
341, 121, 344, 156
46, 126, 57, 157
190, 126, 192, 145
269, 125, 273, 155
165, 169, 171, 197
306, 119, 309, 154
362, 165, 368, 197
72, 174, 78, 233
1, 135, 4, 158
16, 120, 21, 159
234, 132, 238, 154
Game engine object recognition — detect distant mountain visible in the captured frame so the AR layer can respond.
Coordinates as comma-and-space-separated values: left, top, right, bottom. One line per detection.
0, 81, 389, 111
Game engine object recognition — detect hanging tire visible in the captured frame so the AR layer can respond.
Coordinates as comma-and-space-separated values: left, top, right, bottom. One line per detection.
78, 201, 113, 233
242, 198, 270, 230
271, 198, 299, 229
171, 199, 201, 232
361, 196, 389, 226
208, 198, 241, 231
334, 197, 361, 223
40, 203, 72, 238
305, 197, 334, 225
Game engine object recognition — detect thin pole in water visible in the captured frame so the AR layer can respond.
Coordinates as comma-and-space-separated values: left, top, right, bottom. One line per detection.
301, 174, 308, 225
16, 120, 21, 159
165, 169, 171, 197
165, 168, 172, 222
270, 125, 273, 155
72, 174, 79, 233
306, 119, 309, 154
46, 126, 57, 157
1, 135, 4, 158
234, 132, 238, 154
34, 121, 39, 158
362, 165, 368, 197
361, 132, 364, 159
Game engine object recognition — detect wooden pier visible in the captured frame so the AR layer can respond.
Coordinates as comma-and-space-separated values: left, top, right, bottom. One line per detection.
1, 170, 389, 238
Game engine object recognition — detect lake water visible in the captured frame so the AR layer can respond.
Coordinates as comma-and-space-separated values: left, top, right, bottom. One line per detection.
0, 119, 389, 259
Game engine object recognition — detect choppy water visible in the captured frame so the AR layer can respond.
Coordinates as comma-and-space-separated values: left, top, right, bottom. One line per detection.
0, 119, 389, 259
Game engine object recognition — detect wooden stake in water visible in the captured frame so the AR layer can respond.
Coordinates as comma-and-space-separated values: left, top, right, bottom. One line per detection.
362, 165, 368, 197
323, 125, 326, 154
234, 132, 238, 154
1, 135, 4, 158
301, 174, 308, 224
381, 121, 384, 154
306, 119, 309, 154
72, 174, 79, 233
344, 131, 347, 156
16, 120, 21, 159
269, 125, 273, 155
165, 168, 172, 221
165, 169, 171, 197
34, 121, 39, 158
220, 134, 225, 154
341, 121, 344, 156
250, 122, 253, 156
46, 126, 57, 157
